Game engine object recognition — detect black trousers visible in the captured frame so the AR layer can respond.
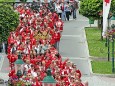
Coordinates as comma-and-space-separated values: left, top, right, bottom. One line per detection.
58, 13, 62, 19
66, 11, 70, 21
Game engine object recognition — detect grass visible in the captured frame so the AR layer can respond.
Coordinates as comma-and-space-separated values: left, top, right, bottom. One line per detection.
85, 27, 115, 74
91, 61, 113, 74
85, 28, 108, 58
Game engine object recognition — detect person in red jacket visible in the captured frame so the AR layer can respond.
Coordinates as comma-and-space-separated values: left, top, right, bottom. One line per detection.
53, 29, 61, 52
55, 18, 64, 35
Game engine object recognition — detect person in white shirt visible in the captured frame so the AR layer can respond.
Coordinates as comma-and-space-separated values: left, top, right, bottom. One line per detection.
24, 60, 31, 75
34, 41, 41, 54
31, 65, 37, 78
11, 44, 17, 54
55, 2, 62, 19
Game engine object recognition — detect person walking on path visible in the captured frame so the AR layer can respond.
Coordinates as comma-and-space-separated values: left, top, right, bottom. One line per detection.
55, 2, 62, 19
64, 1, 71, 21
61, 2, 66, 21
71, 0, 79, 19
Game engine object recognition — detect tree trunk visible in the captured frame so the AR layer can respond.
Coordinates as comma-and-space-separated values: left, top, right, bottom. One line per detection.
99, 19, 103, 40
101, 27, 103, 40
97, 19, 102, 28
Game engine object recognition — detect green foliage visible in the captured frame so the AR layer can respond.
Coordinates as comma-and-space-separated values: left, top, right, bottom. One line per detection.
79, 0, 102, 19
111, 0, 115, 16
0, 0, 15, 2
79, 0, 84, 1
0, 4, 19, 42
20, 0, 27, 2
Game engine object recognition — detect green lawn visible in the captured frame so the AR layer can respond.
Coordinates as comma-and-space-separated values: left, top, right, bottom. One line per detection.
85, 28, 108, 58
91, 61, 113, 74
85, 27, 115, 74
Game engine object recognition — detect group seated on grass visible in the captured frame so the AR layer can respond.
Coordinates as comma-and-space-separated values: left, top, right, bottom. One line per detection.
7, 3, 88, 86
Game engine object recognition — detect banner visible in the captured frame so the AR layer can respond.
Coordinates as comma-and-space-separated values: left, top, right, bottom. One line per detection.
102, 0, 112, 37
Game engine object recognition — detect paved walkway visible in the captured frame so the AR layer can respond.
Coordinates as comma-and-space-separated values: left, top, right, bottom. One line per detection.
82, 75, 115, 86
0, 53, 9, 86
60, 12, 92, 75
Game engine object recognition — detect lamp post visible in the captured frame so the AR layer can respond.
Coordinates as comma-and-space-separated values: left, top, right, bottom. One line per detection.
42, 68, 56, 86
105, 13, 112, 61
105, 17, 110, 61
112, 34, 115, 73
110, 16, 115, 73
14, 53, 24, 79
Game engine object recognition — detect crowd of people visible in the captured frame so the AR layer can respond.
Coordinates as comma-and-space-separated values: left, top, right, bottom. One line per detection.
55, 0, 79, 21
7, 1, 88, 86
15, 0, 79, 21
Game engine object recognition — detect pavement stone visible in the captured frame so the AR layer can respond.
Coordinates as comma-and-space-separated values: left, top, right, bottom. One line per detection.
0, 53, 5, 71
0, 72, 9, 86
0, 73, 9, 81
0, 53, 9, 86
82, 75, 115, 86
60, 12, 92, 75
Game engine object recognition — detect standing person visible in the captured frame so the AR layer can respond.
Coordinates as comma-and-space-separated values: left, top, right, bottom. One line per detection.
72, 0, 79, 19
61, 2, 66, 21
64, 2, 71, 21
55, 18, 64, 35
54, 29, 61, 52
48, 0, 56, 12
55, 2, 62, 19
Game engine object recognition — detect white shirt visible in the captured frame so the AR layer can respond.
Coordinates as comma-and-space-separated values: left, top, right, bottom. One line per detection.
55, 5, 62, 13
23, 47, 29, 54
35, 45, 41, 54
31, 71, 37, 77
24, 64, 31, 72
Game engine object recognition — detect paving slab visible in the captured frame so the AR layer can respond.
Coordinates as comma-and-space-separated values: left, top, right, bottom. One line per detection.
0, 53, 9, 73
82, 75, 115, 86
60, 36, 89, 58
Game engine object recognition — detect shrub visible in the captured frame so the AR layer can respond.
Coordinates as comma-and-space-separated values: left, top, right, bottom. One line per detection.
0, 3, 19, 42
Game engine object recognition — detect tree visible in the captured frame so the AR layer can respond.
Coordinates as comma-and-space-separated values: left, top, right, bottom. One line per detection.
0, 3, 19, 42
79, 0, 103, 40
0, 0, 15, 2
111, 0, 115, 16
79, 0, 103, 20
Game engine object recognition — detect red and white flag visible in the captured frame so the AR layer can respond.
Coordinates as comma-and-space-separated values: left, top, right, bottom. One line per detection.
102, 0, 112, 37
